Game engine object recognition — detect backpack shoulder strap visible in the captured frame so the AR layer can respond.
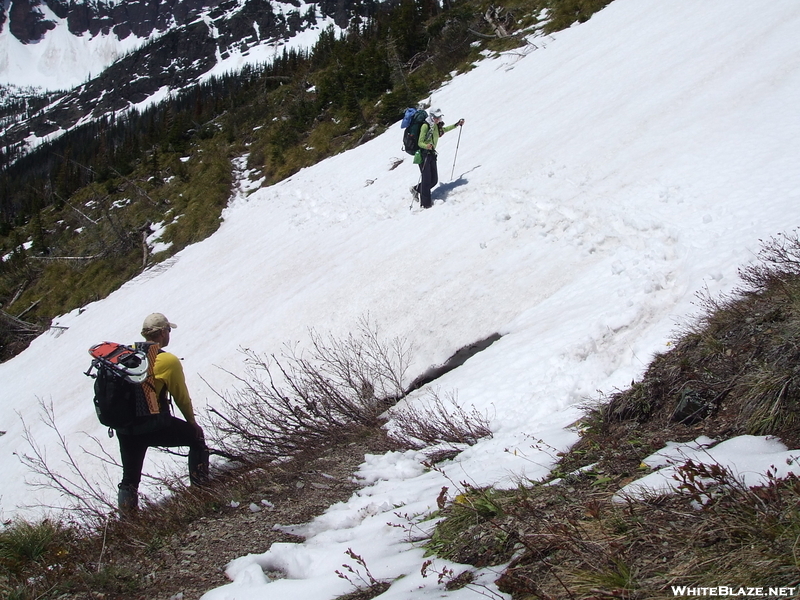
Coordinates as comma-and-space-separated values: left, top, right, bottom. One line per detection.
420, 123, 433, 144
134, 342, 163, 415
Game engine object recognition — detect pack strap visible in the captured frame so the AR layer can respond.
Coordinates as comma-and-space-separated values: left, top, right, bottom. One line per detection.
137, 342, 162, 415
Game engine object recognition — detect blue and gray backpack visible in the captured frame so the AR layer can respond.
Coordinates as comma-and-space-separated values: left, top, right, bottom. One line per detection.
401, 108, 428, 155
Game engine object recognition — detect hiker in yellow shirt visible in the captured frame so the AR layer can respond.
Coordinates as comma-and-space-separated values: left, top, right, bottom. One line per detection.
116, 313, 209, 513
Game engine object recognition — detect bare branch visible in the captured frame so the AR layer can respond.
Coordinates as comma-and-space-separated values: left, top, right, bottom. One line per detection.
206, 318, 411, 462
18, 400, 117, 523
388, 389, 493, 453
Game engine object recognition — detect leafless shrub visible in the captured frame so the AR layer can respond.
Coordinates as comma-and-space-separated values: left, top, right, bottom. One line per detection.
739, 229, 800, 298
18, 399, 179, 525
207, 318, 411, 461
387, 390, 493, 453
0, 310, 42, 361
18, 400, 119, 525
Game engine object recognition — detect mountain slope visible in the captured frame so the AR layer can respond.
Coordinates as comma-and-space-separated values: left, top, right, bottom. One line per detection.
0, 0, 359, 158
1, 0, 800, 597
0, 0, 354, 90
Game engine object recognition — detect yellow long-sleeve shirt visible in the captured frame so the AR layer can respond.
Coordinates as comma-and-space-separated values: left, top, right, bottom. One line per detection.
152, 350, 196, 424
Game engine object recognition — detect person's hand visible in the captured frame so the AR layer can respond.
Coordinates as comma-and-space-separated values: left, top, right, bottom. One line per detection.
458, 119, 465, 127
427, 143, 434, 150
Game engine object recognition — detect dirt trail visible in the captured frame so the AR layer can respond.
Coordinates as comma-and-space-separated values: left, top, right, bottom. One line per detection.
101, 433, 397, 600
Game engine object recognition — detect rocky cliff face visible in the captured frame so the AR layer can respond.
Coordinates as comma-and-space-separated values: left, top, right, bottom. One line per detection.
6, 0, 57, 43
0, 0, 359, 55
3, 0, 224, 44
0, 0, 370, 161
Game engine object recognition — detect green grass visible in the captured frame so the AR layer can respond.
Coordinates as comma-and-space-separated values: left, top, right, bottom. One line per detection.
425, 486, 517, 568
0, 519, 70, 571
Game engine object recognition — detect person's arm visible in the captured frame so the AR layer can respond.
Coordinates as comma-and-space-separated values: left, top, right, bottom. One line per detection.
443, 119, 464, 134
154, 352, 196, 424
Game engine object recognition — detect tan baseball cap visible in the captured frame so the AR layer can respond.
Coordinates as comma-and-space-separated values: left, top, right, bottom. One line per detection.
141, 313, 177, 335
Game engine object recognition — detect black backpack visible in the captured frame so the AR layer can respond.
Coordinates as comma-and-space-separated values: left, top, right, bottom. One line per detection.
85, 342, 163, 431
401, 108, 428, 155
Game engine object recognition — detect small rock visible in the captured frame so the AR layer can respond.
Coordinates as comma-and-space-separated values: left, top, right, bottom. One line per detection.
249, 503, 262, 513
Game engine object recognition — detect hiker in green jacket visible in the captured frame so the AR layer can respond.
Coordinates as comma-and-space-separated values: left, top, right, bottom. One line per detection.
411, 108, 464, 209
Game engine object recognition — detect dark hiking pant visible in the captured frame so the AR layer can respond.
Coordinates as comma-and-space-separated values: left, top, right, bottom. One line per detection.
117, 417, 209, 491
417, 151, 438, 208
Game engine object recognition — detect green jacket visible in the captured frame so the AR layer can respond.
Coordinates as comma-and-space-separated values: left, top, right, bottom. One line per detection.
414, 121, 458, 163
418, 121, 458, 152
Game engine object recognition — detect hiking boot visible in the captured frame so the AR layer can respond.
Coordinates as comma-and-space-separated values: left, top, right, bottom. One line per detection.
190, 458, 210, 487
189, 442, 210, 487
117, 484, 139, 516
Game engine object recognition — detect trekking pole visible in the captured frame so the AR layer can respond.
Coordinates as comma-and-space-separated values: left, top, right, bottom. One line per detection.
450, 124, 463, 181
410, 169, 422, 211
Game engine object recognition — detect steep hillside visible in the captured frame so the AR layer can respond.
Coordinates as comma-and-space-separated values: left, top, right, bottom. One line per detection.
1, 0, 800, 599
0, 0, 604, 361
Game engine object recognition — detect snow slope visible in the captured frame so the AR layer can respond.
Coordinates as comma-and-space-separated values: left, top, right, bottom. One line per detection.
3, 0, 800, 597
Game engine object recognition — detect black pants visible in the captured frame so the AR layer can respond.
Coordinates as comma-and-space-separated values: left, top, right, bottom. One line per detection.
417, 151, 438, 208
117, 417, 209, 489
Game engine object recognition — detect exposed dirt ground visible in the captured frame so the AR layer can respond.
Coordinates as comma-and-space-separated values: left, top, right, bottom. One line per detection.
63, 431, 400, 600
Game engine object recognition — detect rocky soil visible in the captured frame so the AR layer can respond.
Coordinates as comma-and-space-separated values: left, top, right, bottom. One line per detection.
71, 431, 400, 600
